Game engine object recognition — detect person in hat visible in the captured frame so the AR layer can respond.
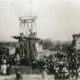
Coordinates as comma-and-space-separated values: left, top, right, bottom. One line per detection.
16, 70, 22, 79
41, 65, 48, 80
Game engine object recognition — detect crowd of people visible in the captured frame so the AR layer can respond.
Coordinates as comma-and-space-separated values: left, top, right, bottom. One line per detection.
1, 46, 80, 80
0, 47, 68, 78
37, 54, 69, 79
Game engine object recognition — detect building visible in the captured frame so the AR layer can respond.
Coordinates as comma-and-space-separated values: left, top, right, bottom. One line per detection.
72, 33, 80, 50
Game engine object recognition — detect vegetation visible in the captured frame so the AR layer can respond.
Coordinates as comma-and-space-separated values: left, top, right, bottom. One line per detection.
42, 38, 71, 50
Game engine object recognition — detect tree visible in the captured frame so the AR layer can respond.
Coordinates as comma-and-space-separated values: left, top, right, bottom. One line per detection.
42, 39, 53, 49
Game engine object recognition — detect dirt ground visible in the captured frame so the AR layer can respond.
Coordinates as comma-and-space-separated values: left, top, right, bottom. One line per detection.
0, 74, 55, 80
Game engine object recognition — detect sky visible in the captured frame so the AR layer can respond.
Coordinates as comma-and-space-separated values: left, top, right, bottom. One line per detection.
0, 0, 80, 42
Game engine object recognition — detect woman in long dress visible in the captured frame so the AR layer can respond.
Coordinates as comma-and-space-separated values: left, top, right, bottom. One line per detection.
1, 60, 7, 75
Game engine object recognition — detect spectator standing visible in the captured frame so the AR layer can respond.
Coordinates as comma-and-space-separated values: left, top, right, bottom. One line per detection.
41, 65, 48, 80
7, 64, 10, 75
16, 70, 22, 79
1, 59, 7, 75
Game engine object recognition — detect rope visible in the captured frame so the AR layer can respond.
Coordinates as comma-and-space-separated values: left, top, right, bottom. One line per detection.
28, 40, 32, 74
36, 0, 46, 17
23, 0, 27, 16
19, 0, 26, 16
19, 22, 22, 35
29, 22, 41, 74
24, 24, 28, 36
15, 0, 22, 17
34, 21, 38, 37
30, 0, 32, 16
10, 0, 19, 18
27, 23, 30, 36
36, 61, 41, 74
10, 0, 27, 17
31, 22, 33, 33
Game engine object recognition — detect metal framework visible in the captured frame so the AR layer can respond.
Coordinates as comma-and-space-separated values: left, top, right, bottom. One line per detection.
19, 16, 37, 37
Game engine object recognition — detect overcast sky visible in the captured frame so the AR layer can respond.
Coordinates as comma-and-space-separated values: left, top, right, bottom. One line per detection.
0, 0, 80, 42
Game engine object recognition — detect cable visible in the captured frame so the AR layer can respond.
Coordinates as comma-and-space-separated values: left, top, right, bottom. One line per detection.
30, 0, 31, 16
10, 0, 20, 18
19, 0, 26, 17
36, 60, 41, 74
10, 0, 27, 18
16, 0, 22, 17
28, 39, 32, 74
24, 24, 27, 36
35, 21, 38, 38
23, 0, 27, 16
36, 0, 45, 17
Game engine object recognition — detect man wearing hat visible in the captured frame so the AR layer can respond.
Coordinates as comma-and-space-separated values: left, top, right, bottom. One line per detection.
41, 65, 48, 80
16, 70, 22, 79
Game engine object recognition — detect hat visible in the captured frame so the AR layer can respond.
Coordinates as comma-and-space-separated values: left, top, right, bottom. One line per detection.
43, 65, 47, 68
17, 71, 20, 73
3, 59, 6, 64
